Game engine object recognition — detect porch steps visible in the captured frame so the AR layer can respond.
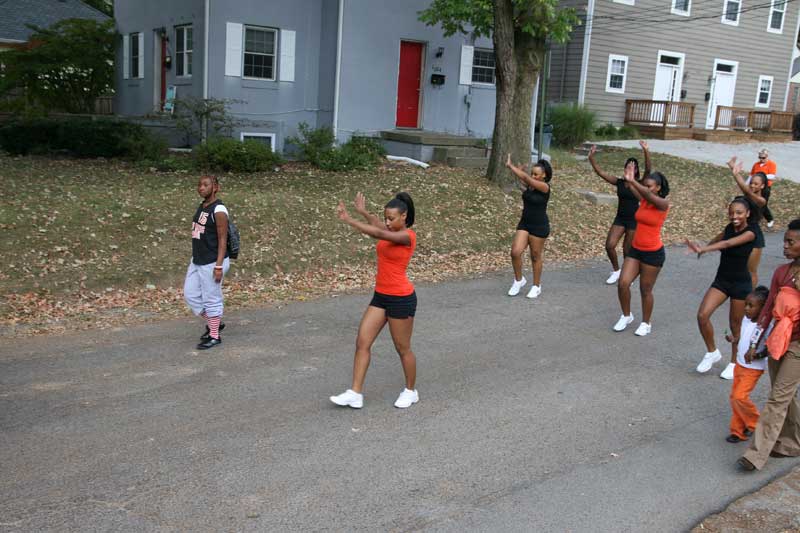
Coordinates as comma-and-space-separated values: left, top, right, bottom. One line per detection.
379, 130, 489, 168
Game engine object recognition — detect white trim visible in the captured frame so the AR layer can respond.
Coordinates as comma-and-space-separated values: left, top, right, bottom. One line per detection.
652, 50, 685, 101
203, 0, 209, 100
459, 45, 474, 86
242, 25, 278, 81
332, 0, 343, 140
706, 58, 739, 129
577, 0, 595, 105
240, 132, 276, 151
783, 15, 800, 109
612, 0, 635, 5
137, 32, 145, 79
755, 75, 774, 108
605, 54, 628, 94
671, 0, 691, 16
471, 47, 496, 85
279, 29, 296, 82
721, 0, 741, 26
0, 38, 25, 44
767, 0, 786, 33
175, 25, 193, 78
123, 34, 129, 80
224, 22, 243, 77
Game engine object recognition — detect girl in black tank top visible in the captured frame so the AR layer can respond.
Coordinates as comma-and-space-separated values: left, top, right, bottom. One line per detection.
728, 156, 768, 287
686, 197, 757, 379
588, 141, 651, 285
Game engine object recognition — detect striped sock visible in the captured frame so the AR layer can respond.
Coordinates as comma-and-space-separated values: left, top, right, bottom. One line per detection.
207, 316, 221, 339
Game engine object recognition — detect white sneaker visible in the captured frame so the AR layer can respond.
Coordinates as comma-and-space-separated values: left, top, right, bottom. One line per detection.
394, 388, 419, 408
606, 269, 621, 285
330, 389, 363, 409
613, 314, 634, 332
720, 362, 735, 380
634, 322, 652, 336
508, 276, 527, 296
695, 349, 722, 373
526, 285, 541, 299
767, 220, 775, 228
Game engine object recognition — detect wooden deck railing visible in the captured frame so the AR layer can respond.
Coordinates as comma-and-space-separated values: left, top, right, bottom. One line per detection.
714, 106, 793, 132
625, 99, 695, 128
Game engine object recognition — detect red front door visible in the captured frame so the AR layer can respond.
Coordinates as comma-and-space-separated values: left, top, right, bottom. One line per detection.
396, 41, 423, 128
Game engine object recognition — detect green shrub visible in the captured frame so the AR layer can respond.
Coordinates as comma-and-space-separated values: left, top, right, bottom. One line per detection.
286, 122, 335, 165
616, 125, 639, 139
549, 103, 596, 148
594, 123, 617, 138
194, 137, 283, 172
0, 117, 167, 159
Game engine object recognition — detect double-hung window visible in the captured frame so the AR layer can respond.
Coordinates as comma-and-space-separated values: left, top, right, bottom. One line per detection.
768, 0, 786, 33
671, 0, 691, 16
175, 25, 193, 77
130, 32, 140, 78
243, 26, 277, 80
755, 75, 773, 107
722, 0, 741, 25
471, 49, 496, 84
605, 54, 628, 93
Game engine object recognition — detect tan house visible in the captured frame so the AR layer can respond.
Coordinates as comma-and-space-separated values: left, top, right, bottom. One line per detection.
548, 0, 799, 138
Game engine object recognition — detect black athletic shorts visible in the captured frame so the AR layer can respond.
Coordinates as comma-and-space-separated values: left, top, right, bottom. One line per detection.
711, 276, 752, 300
516, 220, 550, 238
369, 291, 417, 319
612, 215, 637, 231
628, 245, 666, 267
753, 224, 765, 249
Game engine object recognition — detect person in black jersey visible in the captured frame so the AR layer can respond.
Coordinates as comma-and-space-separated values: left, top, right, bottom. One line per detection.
728, 156, 768, 287
587, 140, 652, 285
505, 154, 552, 299
183, 175, 230, 350
688, 197, 757, 379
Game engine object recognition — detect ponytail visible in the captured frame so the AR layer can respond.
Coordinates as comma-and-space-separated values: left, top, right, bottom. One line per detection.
535, 159, 553, 183
649, 171, 670, 198
731, 195, 761, 224
386, 192, 415, 227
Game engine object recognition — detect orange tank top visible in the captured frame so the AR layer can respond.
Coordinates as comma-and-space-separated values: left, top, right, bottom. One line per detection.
375, 229, 416, 296
632, 200, 669, 251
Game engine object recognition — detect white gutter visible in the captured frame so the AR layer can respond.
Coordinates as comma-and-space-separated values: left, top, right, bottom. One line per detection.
577, 0, 595, 106
332, 0, 344, 141
203, 0, 210, 101
0, 38, 26, 43
782, 9, 800, 110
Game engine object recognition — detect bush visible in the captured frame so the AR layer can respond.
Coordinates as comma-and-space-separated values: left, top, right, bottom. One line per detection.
616, 125, 639, 139
0, 117, 167, 159
549, 104, 596, 148
594, 123, 617, 138
194, 137, 283, 172
286, 122, 335, 165
592, 123, 639, 141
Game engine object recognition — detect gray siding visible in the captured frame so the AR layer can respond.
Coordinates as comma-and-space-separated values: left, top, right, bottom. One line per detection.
547, 0, 589, 103
583, 0, 799, 127
114, 0, 205, 116
336, 0, 500, 141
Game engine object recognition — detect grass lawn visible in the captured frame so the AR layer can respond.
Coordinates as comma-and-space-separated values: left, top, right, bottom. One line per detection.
2, 148, 798, 335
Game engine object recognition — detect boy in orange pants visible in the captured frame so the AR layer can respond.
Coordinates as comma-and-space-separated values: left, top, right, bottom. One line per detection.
727, 286, 770, 443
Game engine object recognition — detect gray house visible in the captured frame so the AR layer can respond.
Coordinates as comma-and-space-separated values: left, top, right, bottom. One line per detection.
548, 0, 800, 136
114, 0, 541, 155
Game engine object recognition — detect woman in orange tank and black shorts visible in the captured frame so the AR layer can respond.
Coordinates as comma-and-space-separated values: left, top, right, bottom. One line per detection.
612, 166, 671, 337
330, 192, 419, 410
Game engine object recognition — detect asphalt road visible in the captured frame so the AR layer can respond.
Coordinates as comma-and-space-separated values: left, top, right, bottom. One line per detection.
2, 233, 798, 532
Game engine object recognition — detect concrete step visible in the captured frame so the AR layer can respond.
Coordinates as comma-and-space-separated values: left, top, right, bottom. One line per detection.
446, 156, 489, 169
380, 130, 487, 147
432, 146, 488, 162
574, 142, 601, 156
573, 189, 617, 206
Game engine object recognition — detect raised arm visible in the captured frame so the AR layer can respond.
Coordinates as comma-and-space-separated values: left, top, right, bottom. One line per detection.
639, 140, 652, 177
506, 154, 550, 193
587, 145, 618, 185
729, 156, 766, 207
353, 192, 383, 229
337, 201, 411, 245
686, 229, 754, 257
623, 171, 669, 210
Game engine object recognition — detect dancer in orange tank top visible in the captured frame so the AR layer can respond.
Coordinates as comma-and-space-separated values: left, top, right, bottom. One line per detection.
330, 192, 419, 410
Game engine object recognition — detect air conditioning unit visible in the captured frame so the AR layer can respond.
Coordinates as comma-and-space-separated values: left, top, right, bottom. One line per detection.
733, 116, 748, 129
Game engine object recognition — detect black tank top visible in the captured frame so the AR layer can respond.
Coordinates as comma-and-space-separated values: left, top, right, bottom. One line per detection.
616, 180, 639, 219
716, 223, 756, 282
191, 200, 228, 265
520, 185, 550, 227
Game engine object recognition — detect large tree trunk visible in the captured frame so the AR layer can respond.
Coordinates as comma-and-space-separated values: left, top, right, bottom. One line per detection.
486, 0, 545, 191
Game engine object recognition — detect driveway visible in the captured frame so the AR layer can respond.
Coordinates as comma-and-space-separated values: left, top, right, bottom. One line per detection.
1, 233, 797, 531
598, 139, 800, 183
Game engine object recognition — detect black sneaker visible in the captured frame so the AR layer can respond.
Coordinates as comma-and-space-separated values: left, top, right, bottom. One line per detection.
726, 434, 743, 443
200, 322, 225, 342
197, 337, 222, 350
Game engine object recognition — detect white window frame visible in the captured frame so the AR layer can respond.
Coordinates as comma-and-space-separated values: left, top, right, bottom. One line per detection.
129, 32, 141, 78
755, 75, 774, 108
240, 132, 276, 152
242, 26, 278, 81
671, 0, 691, 16
471, 48, 496, 86
767, 0, 786, 33
605, 54, 628, 94
612, 0, 635, 6
721, 0, 741, 26
175, 25, 193, 78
